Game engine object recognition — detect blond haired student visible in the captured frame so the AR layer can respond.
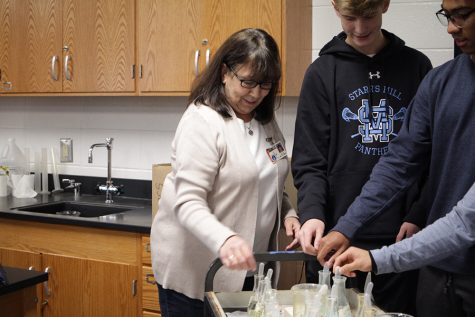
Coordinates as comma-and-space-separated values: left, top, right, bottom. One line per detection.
318, 0, 475, 316
291, 0, 432, 314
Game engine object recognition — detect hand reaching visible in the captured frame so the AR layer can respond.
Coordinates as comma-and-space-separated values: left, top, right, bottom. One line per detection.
333, 246, 372, 277
316, 231, 350, 266
219, 235, 256, 271
283, 217, 301, 250
287, 219, 325, 255
396, 222, 420, 242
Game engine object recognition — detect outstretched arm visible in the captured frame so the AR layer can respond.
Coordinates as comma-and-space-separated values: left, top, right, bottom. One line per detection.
334, 181, 475, 276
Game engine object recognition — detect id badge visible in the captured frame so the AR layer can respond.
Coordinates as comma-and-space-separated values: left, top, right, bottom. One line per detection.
266, 141, 287, 163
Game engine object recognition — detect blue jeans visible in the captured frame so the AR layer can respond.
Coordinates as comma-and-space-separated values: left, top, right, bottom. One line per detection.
157, 284, 204, 317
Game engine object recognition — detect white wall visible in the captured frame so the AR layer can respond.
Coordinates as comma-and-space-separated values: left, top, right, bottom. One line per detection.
0, 1, 453, 181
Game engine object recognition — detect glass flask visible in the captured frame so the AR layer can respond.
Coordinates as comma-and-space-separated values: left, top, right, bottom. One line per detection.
331, 275, 352, 317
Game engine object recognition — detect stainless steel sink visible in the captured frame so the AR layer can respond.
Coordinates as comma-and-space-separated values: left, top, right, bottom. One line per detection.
13, 201, 131, 218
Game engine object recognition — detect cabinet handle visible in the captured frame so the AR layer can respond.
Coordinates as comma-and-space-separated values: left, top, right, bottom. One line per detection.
145, 273, 156, 285
131, 64, 135, 79
43, 267, 52, 297
64, 54, 72, 81
51, 55, 59, 81
131, 279, 137, 296
205, 48, 211, 67
145, 242, 151, 253
194, 49, 200, 76
139, 64, 143, 79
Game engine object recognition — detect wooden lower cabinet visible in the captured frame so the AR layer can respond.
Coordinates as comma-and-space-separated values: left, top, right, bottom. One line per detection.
0, 248, 43, 317
142, 266, 160, 312
143, 312, 161, 317
141, 235, 160, 316
42, 254, 138, 317
0, 219, 141, 317
0, 285, 38, 317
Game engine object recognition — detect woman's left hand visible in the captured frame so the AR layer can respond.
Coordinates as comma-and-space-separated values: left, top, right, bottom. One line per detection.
219, 235, 256, 271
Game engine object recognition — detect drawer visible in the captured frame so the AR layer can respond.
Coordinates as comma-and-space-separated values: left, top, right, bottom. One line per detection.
142, 265, 160, 312
142, 236, 152, 265
143, 311, 161, 317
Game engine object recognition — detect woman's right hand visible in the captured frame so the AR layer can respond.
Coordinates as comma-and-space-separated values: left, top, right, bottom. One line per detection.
219, 235, 256, 271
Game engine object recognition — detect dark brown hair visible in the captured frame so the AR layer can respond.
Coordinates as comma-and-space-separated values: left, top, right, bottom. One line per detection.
188, 28, 281, 124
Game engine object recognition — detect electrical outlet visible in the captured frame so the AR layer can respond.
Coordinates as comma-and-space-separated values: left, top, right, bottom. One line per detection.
60, 138, 73, 163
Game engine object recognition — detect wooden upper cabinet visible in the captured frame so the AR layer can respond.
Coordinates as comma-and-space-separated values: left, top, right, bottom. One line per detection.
0, 0, 309, 95
0, 0, 63, 93
138, 0, 302, 96
0, 0, 135, 94
62, 0, 135, 93
204, 0, 281, 58
138, 0, 202, 94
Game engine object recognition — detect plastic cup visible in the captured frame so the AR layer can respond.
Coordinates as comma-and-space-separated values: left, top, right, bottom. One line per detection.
291, 283, 319, 317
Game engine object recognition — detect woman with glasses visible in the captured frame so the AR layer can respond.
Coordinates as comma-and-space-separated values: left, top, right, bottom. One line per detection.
150, 28, 300, 317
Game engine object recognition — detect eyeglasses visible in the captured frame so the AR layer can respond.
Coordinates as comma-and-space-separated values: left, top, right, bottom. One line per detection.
226, 64, 273, 90
436, 8, 475, 28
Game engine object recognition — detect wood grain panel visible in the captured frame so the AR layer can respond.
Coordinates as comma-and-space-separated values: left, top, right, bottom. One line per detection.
62, 0, 134, 92
42, 253, 138, 317
142, 265, 160, 312
282, 0, 312, 95
0, 0, 13, 90
0, 286, 38, 317
138, 0, 202, 93
142, 235, 151, 266
206, 0, 281, 52
0, 248, 43, 317
0, 219, 139, 265
0, 0, 62, 93
143, 311, 161, 317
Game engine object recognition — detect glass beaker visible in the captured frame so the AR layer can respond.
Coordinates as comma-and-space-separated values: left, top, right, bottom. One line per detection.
291, 283, 319, 317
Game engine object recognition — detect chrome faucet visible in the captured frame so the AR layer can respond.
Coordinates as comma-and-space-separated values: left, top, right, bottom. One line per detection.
62, 178, 81, 200
88, 138, 122, 203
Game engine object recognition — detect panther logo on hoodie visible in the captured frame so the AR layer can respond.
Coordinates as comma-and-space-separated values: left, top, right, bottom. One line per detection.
342, 100, 407, 144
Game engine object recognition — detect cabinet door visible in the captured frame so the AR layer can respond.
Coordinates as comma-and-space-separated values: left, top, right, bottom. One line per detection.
62, 0, 135, 92
137, 0, 281, 95
0, 248, 43, 317
204, 0, 282, 60
0, 248, 42, 270
42, 253, 138, 317
0, 0, 62, 93
138, 0, 203, 94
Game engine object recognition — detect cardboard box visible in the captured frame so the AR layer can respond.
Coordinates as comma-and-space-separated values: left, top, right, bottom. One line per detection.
152, 163, 172, 219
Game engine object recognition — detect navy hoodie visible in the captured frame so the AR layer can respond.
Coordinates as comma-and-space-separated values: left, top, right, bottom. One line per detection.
334, 54, 475, 274
292, 30, 432, 247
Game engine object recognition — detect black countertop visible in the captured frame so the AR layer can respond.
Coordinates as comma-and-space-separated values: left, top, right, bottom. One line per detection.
0, 266, 48, 296
0, 193, 153, 234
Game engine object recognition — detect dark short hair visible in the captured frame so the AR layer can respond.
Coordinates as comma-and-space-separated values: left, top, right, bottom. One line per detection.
189, 28, 281, 124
